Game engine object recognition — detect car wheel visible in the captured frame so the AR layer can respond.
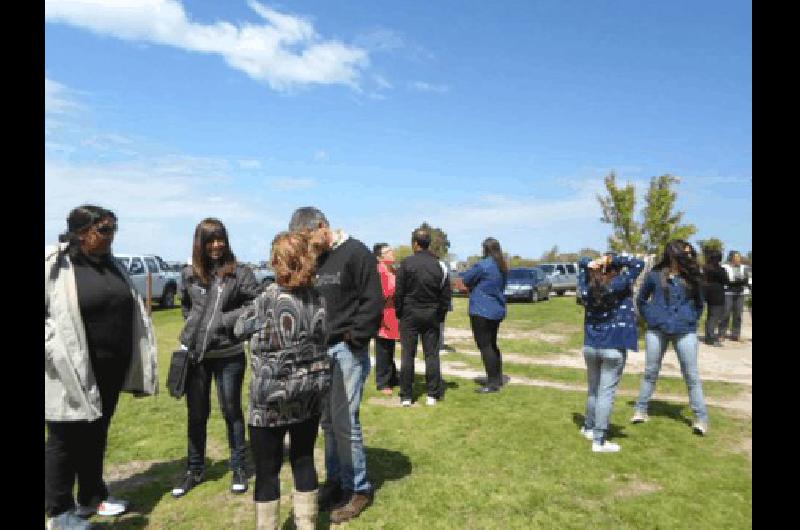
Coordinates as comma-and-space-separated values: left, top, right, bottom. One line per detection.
160, 286, 176, 309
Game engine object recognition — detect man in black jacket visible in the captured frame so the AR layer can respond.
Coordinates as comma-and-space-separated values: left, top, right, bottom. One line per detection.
395, 228, 452, 407
288, 207, 383, 524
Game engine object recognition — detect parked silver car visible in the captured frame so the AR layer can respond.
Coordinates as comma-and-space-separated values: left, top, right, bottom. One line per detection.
115, 254, 181, 308
538, 262, 578, 295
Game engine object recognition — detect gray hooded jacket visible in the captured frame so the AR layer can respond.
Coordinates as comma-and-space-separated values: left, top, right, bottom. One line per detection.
45, 243, 158, 422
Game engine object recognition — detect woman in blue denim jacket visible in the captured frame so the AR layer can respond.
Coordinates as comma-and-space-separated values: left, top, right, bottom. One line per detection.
461, 238, 508, 393
632, 240, 710, 435
577, 253, 645, 453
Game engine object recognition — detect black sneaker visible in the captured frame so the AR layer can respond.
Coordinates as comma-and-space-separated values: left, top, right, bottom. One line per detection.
172, 471, 203, 498
318, 481, 343, 512
231, 468, 248, 494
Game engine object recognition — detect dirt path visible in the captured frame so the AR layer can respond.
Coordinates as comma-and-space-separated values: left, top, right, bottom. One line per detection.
396, 310, 753, 416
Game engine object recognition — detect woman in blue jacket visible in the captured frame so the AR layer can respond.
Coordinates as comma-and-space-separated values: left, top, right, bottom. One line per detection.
461, 237, 508, 393
632, 240, 709, 435
577, 253, 645, 453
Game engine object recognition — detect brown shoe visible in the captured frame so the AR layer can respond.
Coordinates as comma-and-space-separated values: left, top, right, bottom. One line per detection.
330, 491, 372, 524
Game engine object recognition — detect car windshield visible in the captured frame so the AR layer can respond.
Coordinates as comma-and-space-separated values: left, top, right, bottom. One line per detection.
508, 269, 532, 280
539, 265, 555, 274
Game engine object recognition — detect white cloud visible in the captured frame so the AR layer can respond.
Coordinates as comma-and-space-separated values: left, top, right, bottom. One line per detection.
272, 177, 316, 191
238, 159, 263, 169
45, 77, 84, 115
373, 74, 393, 90
409, 81, 449, 93
313, 150, 329, 162
45, 0, 369, 91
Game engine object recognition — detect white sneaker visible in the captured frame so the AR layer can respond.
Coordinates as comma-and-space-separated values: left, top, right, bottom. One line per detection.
579, 427, 594, 440
592, 441, 621, 453
631, 410, 649, 423
692, 421, 708, 436
426, 396, 437, 406
96, 497, 129, 516
401, 399, 412, 407
47, 511, 93, 529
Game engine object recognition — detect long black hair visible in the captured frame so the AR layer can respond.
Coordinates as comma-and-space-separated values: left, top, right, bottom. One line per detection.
654, 239, 702, 304
58, 204, 117, 258
588, 252, 624, 306
703, 247, 723, 275
482, 237, 508, 279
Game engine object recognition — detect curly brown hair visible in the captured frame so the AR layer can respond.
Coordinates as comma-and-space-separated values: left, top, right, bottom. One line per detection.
271, 231, 325, 289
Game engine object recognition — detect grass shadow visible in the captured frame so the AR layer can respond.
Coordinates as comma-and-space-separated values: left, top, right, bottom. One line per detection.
625, 399, 692, 426
90, 458, 231, 529
472, 375, 512, 387
409, 373, 459, 401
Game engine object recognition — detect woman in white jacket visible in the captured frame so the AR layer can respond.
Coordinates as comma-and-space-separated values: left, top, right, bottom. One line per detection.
45, 205, 158, 530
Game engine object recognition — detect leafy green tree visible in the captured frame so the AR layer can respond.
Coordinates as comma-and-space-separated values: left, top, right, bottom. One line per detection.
579, 247, 603, 259
394, 245, 413, 262
697, 237, 724, 252
642, 174, 697, 255
598, 171, 646, 253
541, 245, 560, 262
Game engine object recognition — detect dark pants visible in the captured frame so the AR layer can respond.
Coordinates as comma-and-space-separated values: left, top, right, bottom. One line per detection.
374, 337, 398, 390
399, 309, 444, 400
186, 354, 246, 473
705, 304, 725, 343
470, 315, 503, 390
45, 355, 128, 517
721, 294, 745, 339
249, 416, 321, 502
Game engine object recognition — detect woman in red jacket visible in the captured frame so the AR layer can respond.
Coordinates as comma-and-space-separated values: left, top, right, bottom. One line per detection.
373, 243, 399, 395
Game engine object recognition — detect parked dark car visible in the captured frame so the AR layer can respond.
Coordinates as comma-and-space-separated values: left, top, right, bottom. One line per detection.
504, 267, 551, 303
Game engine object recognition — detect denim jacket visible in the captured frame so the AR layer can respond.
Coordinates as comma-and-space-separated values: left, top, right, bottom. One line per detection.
637, 270, 705, 335
577, 255, 645, 351
462, 257, 506, 321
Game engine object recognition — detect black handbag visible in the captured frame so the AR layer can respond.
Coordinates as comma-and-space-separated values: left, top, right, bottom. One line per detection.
166, 348, 191, 399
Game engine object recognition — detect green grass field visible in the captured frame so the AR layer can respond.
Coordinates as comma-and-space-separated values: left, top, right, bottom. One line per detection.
80, 297, 750, 529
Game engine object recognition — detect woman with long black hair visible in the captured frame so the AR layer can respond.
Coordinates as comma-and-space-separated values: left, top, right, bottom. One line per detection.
461, 237, 508, 393
702, 248, 728, 347
45, 205, 158, 529
632, 240, 710, 435
172, 218, 260, 498
577, 252, 645, 452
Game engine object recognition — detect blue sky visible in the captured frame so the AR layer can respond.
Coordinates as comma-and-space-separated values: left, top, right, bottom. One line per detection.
45, 0, 752, 263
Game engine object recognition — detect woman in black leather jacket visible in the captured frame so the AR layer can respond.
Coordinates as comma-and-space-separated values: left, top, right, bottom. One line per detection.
171, 218, 260, 499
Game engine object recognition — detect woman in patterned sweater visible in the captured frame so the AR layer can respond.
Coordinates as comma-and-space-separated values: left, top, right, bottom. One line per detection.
234, 231, 331, 530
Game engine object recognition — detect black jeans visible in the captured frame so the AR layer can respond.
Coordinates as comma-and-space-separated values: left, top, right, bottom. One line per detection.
470, 315, 503, 390
249, 416, 321, 502
45, 355, 128, 517
705, 304, 725, 343
721, 294, 745, 339
185, 354, 246, 473
374, 337, 398, 390
399, 309, 444, 400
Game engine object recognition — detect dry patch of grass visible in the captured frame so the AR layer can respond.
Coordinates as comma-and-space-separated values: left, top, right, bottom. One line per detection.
607, 474, 663, 498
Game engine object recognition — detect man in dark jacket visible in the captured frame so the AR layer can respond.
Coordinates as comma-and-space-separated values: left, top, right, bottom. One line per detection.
395, 228, 452, 407
288, 207, 383, 525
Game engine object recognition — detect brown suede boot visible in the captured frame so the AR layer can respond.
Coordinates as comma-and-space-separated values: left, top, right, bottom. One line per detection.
293, 489, 318, 530
255, 499, 279, 530
330, 491, 372, 524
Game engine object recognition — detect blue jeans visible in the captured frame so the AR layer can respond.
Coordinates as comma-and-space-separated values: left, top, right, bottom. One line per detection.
583, 346, 626, 443
321, 341, 372, 493
185, 354, 247, 472
635, 330, 709, 423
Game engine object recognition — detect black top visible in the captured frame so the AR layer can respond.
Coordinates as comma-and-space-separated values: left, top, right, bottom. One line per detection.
703, 266, 729, 306
315, 237, 383, 349
73, 252, 134, 361
395, 250, 452, 322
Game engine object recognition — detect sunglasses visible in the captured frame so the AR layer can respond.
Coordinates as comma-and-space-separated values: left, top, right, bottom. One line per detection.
95, 223, 118, 235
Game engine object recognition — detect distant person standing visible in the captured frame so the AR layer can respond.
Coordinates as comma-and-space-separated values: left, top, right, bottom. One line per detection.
437, 258, 453, 354
702, 248, 728, 347
632, 240, 710, 435
288, 207, 383, 524
720, 250, 749, 342
577, 253, 645, 453
395, 229, 452, 407
461, 238, 508, 394
373, 243, 400, 396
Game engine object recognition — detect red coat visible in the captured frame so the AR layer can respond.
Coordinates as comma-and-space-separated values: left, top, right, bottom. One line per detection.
377, 262, 399, 339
